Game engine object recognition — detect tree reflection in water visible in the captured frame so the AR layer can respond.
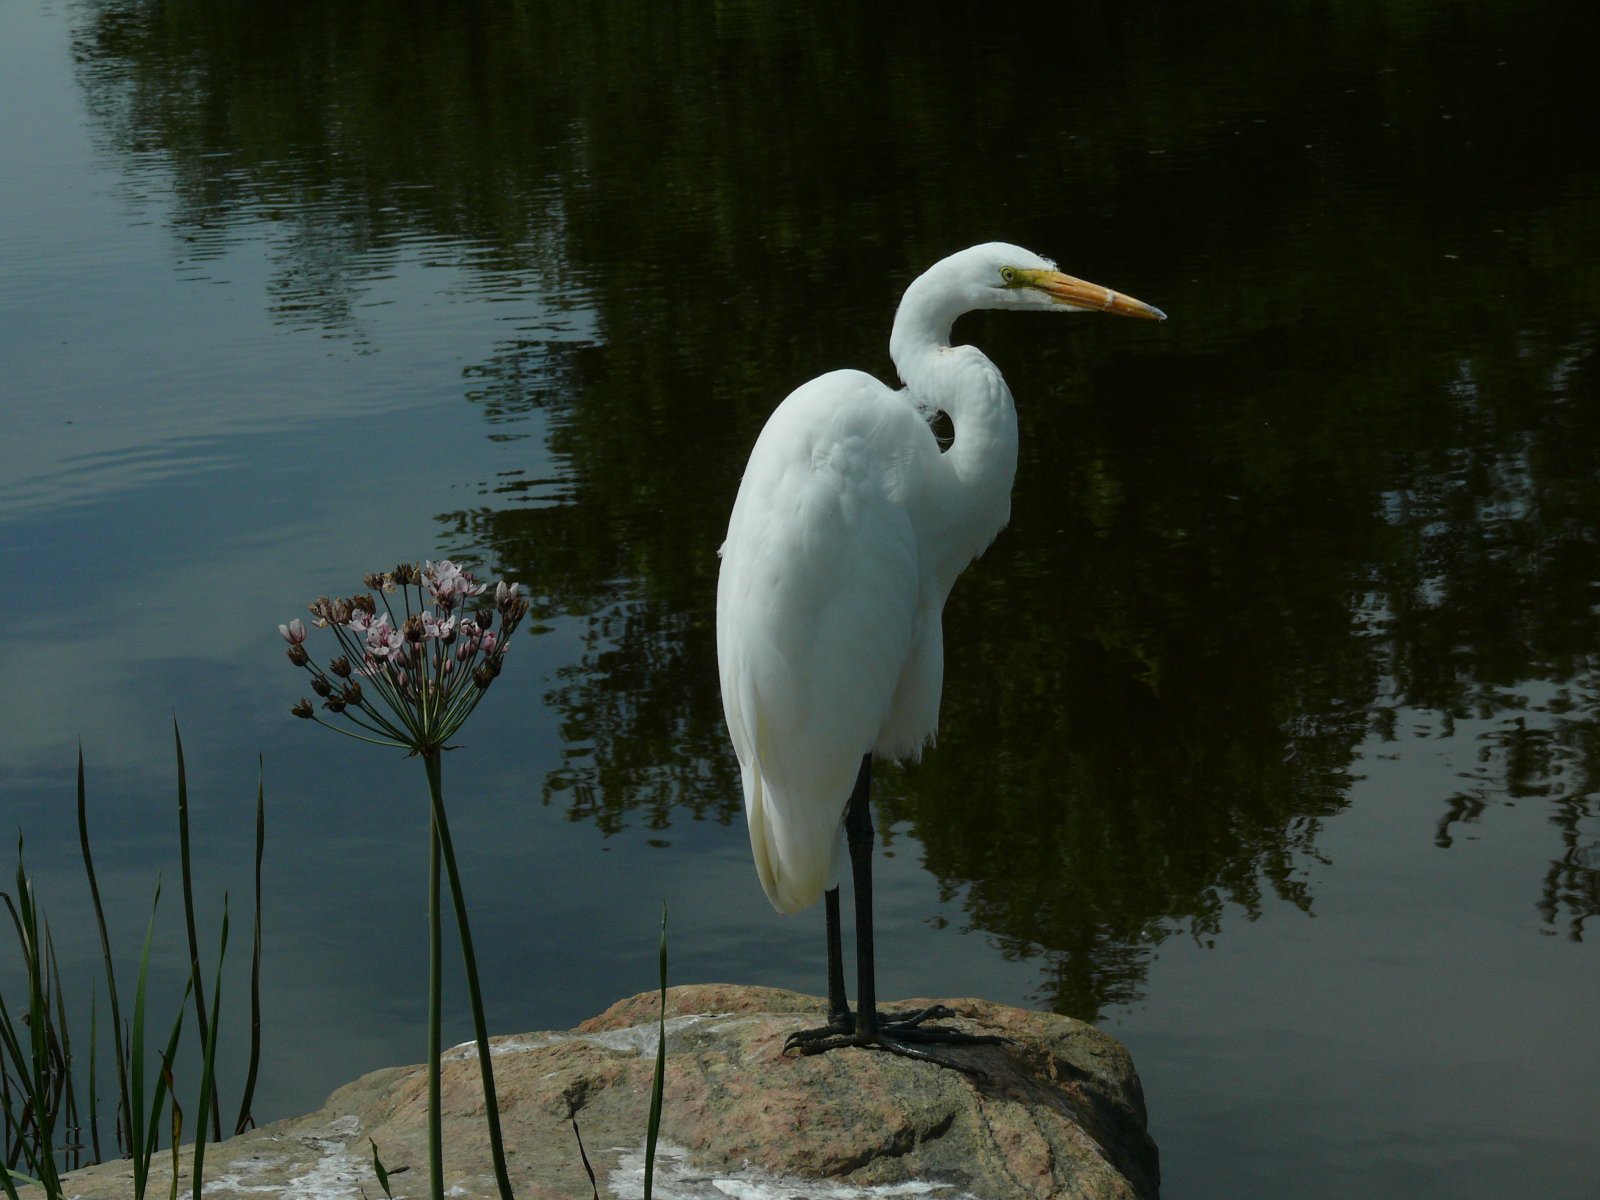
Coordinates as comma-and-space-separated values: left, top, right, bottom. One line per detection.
73, 0, 1600, 1015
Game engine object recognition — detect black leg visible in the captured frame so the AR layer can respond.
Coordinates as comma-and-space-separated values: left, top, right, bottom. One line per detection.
824, 886, 848, 1026
784, 754, 1007, 1072
843, 754, 879, 1039
784, 758, 871, 1052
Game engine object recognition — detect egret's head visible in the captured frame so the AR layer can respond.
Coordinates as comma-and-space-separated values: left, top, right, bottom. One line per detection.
934, 242, 1167, 321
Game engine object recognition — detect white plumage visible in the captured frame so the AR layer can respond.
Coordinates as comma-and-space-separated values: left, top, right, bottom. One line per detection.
717, 243, 1164, 917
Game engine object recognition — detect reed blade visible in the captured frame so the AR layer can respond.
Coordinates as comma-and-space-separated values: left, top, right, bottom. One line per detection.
173, 723, 223, 1144
79, 745, 132, 1158
191, 902, 228, 1200
643, 903, 667, 1200
234, 766, 265, 1137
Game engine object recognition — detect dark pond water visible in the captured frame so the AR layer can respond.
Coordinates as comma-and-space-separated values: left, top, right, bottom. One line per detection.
4, 1, 1599, 1195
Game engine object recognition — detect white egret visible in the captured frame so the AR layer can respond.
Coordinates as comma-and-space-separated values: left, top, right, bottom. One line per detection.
716, 242, 1165, 1065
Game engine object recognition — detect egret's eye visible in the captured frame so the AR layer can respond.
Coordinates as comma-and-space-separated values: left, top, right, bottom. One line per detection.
999, 267, 1018, 285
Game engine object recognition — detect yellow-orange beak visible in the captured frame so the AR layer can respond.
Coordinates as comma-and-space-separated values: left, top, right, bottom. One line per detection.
1027, 269, 1166, 321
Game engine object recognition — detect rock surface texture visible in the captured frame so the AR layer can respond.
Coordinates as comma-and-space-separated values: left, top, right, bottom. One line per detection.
30, 984, 1159, 1199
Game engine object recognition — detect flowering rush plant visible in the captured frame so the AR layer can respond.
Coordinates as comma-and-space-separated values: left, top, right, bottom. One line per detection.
280, 558, 530, 1200
280, 560, 528, 755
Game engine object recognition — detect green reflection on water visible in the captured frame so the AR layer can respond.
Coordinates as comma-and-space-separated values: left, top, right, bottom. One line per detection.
73, 0, 1600, 1019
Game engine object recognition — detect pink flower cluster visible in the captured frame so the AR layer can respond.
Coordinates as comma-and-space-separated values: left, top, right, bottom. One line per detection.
424, 559, 485, 604
281, 560, 532, 752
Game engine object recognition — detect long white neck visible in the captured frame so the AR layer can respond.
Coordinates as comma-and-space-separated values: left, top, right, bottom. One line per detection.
889, 270, 1020, 591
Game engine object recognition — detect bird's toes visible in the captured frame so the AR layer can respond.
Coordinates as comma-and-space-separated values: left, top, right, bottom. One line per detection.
878, 1003, 955, 1028
783, 1020, 855, 1056
882, 1026, 1011, 1047
859, 1032, 991, 1078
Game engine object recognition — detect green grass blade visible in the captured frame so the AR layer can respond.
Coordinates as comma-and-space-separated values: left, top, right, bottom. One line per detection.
233, 766, 264, 1137
569, 1114, 599, 1200
191, 901, 228, 1200
143, 985, 191, 1171
0, 990, 50, 1187
47, 922, 83, 1172
14, 846, 62, 1195
79, 744, 132, 1158
88, 985, 102, 1164
172, 722, 223, 1145
162, 1056, 181, 1200
129, 880, 162, 1197
370, 1138, 394, 1199
0, 1154, 39, 1199
643, 903, 667, 1200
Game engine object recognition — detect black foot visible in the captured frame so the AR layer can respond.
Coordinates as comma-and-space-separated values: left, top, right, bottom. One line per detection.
784, 1005, 1009, 1075
782, 1002, 942, 1046
784, 1014, 854, 1053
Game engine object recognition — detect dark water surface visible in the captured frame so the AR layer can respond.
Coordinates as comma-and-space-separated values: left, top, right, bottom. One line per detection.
3, 2, 1598, 1195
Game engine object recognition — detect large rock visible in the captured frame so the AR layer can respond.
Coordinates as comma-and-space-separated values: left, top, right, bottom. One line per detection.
31, 984, 1158, 1199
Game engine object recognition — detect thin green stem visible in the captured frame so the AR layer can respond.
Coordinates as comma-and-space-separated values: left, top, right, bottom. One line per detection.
423, 753, 516, 1200
330, 704, 413, 743
143, 989, 190, 1176
644, 904, 667, 1200
191, 902, 227, 1200
173, 723, 223, 1144
364, 662, 427, 744
17, 869, 62, 1197
426, 818, 444, 1200
0, 1156, 34, 1199
306, 717, 409, 750
434, 676, 488, 743
88, 985, 102, 1163
0, 989, 50, 1187
324, 622, 422, 745
233, 768, 264, 1137
77, 747, 131, 1165
127, 887, 149, 1194
417, 635, 437, 736
47, 924, 81, 1173
0, 851, 60, 1196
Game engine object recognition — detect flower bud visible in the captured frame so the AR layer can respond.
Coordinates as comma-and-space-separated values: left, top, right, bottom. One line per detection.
324, 696, 347, 714
287, 644, 310, 667
472, 665, 495, 689
279, 619, 308, 645
340, 680, 363, 705
291, 698, 314, 719
330, 655, 351, 678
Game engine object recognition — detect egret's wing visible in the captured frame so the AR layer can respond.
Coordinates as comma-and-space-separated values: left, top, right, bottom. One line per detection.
717, 371, 929, 913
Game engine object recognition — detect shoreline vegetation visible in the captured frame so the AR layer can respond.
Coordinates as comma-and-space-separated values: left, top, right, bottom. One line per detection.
1, 727, 262, 1199
4, 560, 670, 1200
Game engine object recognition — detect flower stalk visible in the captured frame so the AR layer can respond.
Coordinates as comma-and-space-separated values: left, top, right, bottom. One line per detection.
283, 562, 529, 1200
